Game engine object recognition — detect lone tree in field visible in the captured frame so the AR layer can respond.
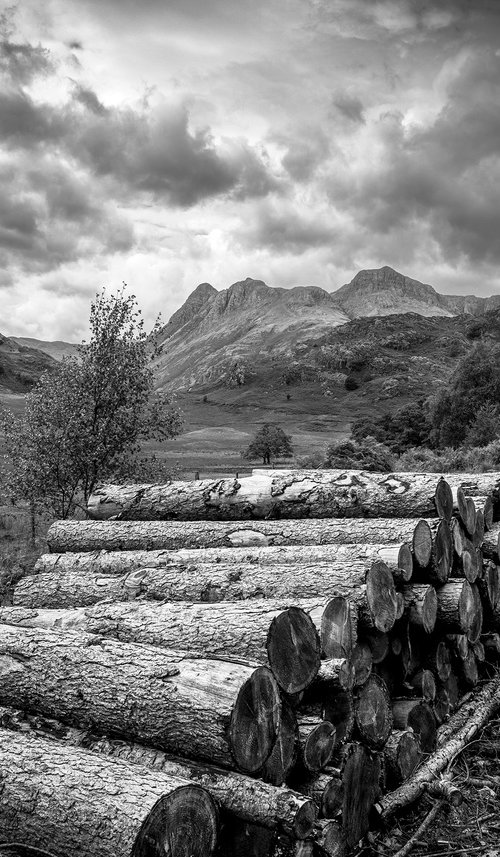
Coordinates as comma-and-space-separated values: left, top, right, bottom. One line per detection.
243, 423, 293, 465
1, 288, 183, 519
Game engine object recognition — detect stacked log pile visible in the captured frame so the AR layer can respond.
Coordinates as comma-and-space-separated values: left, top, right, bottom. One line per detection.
1, 469, 500, 857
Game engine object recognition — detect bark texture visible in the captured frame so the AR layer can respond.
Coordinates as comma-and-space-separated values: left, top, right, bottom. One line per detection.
0, 603, 321, 696
86, 472, 452, 521
0, 705, 315, 839
26, 554, 396, 616
46, 518, 440, 553
37, 543, 415, 575
0, 624, 281, 773
0, 728, 218, 857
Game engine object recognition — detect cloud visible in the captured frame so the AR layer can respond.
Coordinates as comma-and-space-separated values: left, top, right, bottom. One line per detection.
0, 9, 54, 85
238, 200, 334, 254
332, 94, 365, 124
279, 130, 331, 182
325, 48, 500, 264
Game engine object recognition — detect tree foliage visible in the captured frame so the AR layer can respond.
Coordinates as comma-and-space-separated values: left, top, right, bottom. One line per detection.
243, 423, 293, 465
324, 438, 394, 471
1, 289, 183, 518
430, 344, 500, 447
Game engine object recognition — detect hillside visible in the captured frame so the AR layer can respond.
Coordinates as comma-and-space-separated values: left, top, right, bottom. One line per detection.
153, 268, 500, 394
0, 334, 57, 393
12, 338, 78, 362
333, 265, 500, 318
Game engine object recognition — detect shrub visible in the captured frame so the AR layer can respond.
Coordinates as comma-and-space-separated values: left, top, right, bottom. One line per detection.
324, 438, 394, 471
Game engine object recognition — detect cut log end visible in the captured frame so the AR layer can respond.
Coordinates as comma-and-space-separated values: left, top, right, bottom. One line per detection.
300, 720, 336, 773
354, 675, 393, 750
384, 730, 422, 785
460, 582, 483, 643
433, 520, 453, 584
132, 785, 219, 857
412, 520, 433, 569
230, 667, 282, 773
261, 699, 298, 787
320, 597, 356, 660
342, 744, 383, 851
435, 478, 453, 522
366, 562, 399, 634
267, 607, 322, 695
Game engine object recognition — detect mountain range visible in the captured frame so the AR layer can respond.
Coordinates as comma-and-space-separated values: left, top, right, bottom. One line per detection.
2, 266, 500, 396
154, 266, 500, 391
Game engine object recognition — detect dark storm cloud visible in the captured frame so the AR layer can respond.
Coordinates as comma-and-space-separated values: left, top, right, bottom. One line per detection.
69, 99, 279, 206
72, 83, 107, 115
0, 11, 54, 85
0, 158, 134, 274
280, 132, 331, 182
0, 89, 64, 145
328, 49, 500, 263
240, 202, 333, 254
332, 94, 365, 124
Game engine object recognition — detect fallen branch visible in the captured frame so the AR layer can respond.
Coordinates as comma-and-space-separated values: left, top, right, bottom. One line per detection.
391, 800, 444, 857
376, 673, 500, 819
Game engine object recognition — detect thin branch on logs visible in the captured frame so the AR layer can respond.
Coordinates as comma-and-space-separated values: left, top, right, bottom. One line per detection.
390, 800, 445, 857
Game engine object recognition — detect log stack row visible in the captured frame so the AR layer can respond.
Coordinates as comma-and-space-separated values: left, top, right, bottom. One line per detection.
1, 469, 500, 857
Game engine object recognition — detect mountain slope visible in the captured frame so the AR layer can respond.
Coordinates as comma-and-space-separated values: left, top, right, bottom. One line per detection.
154, 277, 350, 390
332, 266, 500, 318
0, 334, 57, 392
12, 337, 78, 362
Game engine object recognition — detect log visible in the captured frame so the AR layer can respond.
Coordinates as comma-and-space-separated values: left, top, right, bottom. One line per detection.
391, 700, 437, 753
0, 603, 322, 696
37, 542, 414, 581
0, 624, 282, 773
46, 518, 437, 553
401, 585, 437, 634
0, 728, 218, 857
377, 673, 500, 818
293, 770, 343, 819
261, 700, 299, 787
424, 640, 452, 682
297, 718, 336, 773
482, 524, 500, 561
22, 562, 400, 635
361, 631, 389, 664
472, 509, 485, 548
351, 643, 372, 687
436, 580, 483, 642
353, 675, 393, 750
452, 486, 474, 534
478, 562, 500, 614
316, 597, 358, 660
322, 691, 355, 748
408, 669, 436, 702
0, 705, 316, 838
86, 472, 454, 521
413, 520, 453, 585
474, 495, 494, 530
383, 730, 422, 786
341, 743, 383, 851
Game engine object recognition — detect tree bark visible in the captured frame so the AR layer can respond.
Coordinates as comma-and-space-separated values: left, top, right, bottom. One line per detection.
377, 673, 500, 819
0, 705, 315, 839
0, 603, 321, 697
37, 543, 414, 579
47, 518, 437, 554
436, 580, 483, 642
86, 472, 454, 521
0, 728, 218, 857
16, 564, 399, 636
0, 624, 282, 773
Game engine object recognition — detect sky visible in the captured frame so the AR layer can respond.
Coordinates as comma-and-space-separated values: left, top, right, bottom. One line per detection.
1, 0, 500, 340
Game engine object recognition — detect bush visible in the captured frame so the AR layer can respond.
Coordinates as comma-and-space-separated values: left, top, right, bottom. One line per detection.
324, 438, 394, 471
463, 403, 500, 448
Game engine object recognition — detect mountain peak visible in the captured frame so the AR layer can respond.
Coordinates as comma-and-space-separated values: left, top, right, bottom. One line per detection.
164, 282, 217, 337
